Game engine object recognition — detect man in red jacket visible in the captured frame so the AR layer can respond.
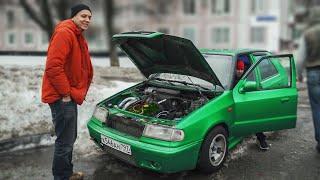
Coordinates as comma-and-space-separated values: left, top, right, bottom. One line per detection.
41, 4, 93, 180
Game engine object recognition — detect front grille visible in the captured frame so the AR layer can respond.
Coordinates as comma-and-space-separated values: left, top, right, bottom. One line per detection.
106, 115, 145, 138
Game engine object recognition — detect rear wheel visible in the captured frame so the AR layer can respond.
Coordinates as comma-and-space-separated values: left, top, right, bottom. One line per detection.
197, 126, 228, 173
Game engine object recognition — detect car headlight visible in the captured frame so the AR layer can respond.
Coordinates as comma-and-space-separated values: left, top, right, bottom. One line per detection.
143, 124, 184, 141
93, 106, 108, 122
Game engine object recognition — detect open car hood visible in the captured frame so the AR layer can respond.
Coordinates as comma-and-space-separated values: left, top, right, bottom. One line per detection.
113, 32, 223, 87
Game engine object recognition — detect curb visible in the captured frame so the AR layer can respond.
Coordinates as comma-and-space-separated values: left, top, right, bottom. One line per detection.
0, 133, 54, 153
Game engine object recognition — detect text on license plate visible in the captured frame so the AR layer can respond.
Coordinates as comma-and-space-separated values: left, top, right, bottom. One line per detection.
100, 135, 132, 155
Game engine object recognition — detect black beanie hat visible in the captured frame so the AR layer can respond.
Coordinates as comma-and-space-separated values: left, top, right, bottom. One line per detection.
70, 4, 91, 18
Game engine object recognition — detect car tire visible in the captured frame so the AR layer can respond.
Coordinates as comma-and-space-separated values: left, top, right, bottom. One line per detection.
197, 126, 228, 173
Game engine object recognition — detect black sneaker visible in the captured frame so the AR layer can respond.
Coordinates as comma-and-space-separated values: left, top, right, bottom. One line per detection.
257, 139, 270, 150
316, 143, 320, 153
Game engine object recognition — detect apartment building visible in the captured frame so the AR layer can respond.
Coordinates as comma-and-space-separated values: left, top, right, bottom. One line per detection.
0, 1, 47, 51
0, 0, 295, 52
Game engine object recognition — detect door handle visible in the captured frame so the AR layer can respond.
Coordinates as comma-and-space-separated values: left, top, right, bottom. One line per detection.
281, 98, 290, 103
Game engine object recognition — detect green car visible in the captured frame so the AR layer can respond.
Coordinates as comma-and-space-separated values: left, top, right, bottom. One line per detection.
87, 32, 297, 173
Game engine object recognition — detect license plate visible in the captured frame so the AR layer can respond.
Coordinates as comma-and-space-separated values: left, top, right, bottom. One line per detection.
100, 135, 132, 155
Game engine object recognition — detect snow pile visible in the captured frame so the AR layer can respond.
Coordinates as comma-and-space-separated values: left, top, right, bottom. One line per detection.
75, 81, 136, 155
228, 138, 254, 161
0, 65, 51, 141
0, 64, 137, 154
0, 55, 134, 68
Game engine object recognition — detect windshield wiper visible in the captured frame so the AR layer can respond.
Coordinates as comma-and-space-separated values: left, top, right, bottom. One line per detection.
150, 77, 211, 91
148, 77, 176, 86
181, 80, 211, 91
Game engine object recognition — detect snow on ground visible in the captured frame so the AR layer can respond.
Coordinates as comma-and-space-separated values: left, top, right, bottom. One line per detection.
0, 55, 134, 67
0, 65, 50, 140
0, 55, 139, 154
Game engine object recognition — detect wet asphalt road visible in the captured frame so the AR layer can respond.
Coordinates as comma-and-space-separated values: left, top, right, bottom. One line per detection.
1, 84, 320, 180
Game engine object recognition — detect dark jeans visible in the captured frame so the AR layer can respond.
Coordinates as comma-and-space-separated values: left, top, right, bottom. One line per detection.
49, 99, 78, 180
306, 68, 320, 143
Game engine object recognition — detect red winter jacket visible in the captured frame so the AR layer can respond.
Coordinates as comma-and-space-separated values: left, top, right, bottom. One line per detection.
41, 19, 93, 105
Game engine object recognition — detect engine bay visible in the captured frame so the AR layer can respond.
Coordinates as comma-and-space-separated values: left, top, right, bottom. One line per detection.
107, 84, 217, 120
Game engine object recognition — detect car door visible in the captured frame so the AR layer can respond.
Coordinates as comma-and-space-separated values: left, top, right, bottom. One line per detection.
231, 54, 297, 137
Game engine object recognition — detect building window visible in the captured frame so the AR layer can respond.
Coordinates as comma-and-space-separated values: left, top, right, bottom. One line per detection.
158, 28, 169, 34
212, 27, 230, 43
158, 1, 169, 15
9, 34, 15, 44
292, 28, 302, 40
211, 0, 230, 14
250, 27, 266, 43
114, 6, 123, 17
42, 32, 48, 44
183, 27, 196, 43
42, 32, 49, 45
133, 0, 145, 16
24, 10, 32, 22
25, 32, 34, 44
7, 10, 14, 28
6, 32, 16, 46
251, 0, 265, 14
86, 27, 98, 43
183, 0, 196, 15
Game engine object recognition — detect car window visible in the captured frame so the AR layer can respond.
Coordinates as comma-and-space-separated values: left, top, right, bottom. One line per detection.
246, 70, 256, 81
202, 54, 233, 89
238, 54, 254, 81
244, 56, 292, 91
258, 58, 278, 81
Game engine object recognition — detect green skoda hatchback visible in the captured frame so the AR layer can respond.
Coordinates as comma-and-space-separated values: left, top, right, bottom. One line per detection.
87, 32, 298, 173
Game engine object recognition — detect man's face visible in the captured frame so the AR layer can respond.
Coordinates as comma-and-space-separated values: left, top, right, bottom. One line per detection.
236, 69, 244, 78
72, 10, 92, 31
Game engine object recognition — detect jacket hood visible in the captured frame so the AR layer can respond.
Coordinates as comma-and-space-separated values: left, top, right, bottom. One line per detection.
55, 19, 82, 36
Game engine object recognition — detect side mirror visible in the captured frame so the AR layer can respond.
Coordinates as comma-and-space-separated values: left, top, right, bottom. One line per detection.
239, 81, 257, 93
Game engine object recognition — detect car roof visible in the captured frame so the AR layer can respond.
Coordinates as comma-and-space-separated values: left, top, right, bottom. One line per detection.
199, 48, 269, 56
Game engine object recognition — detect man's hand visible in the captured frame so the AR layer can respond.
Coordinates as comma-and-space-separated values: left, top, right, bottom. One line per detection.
62, 95, 72, 102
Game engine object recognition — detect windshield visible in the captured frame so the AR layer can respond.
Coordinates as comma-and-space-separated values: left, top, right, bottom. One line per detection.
148, 54, 234, 91
202, 54, 234, 89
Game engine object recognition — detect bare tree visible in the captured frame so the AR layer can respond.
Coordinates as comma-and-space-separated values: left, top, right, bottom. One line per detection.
19, 0, 173, 67
19, 0, 73, 39
104, 0, 119, 67
19, 0, 121, 67
53, 0, 72, 20
101, 0, 173, 67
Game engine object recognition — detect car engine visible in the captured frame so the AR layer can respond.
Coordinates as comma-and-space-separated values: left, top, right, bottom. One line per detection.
114, 86, 213, 120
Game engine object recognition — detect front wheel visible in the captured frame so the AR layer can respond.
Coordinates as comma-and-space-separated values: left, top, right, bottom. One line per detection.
197, 126, 228, 173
